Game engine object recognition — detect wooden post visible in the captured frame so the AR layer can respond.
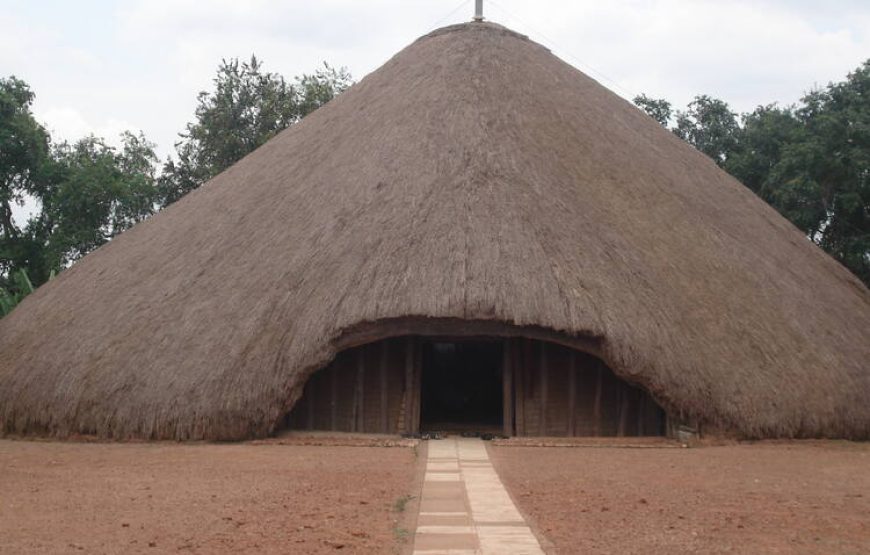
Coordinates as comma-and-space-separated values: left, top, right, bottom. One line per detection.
412, 340, 422, 433
403, 338, 415, 434
567, 351, 577, 437
380, 340, 389, 433
306, 380, 315, 430
593, 361, 603, 436
515, 340, 527, 436
539, 342, 548, 436
354, 350, 365, 432
502, 340, 513, 437
330, 364, 338, 431
637, 393, 645, 437
617, 389, 628, 437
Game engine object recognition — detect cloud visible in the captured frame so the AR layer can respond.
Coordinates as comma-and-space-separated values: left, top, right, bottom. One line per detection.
36, 107, 136, 148
2, 0, 868, 163
486, 0, 870, 112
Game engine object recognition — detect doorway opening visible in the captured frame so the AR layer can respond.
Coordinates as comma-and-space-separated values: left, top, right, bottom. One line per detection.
420, 340, 503, 433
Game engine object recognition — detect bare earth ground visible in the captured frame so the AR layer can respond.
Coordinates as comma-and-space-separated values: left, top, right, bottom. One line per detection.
489, 440, 870, 554
0, 439, 419, 554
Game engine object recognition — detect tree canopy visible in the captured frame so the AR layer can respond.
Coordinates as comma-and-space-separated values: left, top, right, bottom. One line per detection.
634, 60, 870, 284
159, 57, 352, 205
0, 58, 353, 314
1, 56, 867, 317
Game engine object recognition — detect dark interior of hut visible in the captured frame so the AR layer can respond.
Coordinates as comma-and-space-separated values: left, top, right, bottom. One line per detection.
420, 341, 503, 433
280, 333, 666, 438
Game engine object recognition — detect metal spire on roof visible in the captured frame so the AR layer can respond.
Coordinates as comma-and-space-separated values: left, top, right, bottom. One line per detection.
473, 0, 484, 21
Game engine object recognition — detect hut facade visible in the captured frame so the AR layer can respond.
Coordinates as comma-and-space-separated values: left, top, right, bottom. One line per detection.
0, 22, 868, 441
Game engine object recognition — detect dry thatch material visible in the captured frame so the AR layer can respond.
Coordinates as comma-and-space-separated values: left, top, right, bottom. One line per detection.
1, 22, 868, 440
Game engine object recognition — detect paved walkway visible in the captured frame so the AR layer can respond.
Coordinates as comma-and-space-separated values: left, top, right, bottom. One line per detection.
412, 437, 545, 555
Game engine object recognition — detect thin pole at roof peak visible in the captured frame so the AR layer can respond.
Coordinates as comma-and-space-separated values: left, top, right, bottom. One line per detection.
473, 0, 484, 21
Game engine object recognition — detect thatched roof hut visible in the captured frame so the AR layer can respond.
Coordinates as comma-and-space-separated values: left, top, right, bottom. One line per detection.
1, 22, 868, 441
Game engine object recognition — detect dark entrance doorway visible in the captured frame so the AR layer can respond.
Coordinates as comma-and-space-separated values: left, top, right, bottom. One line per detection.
420, 341, 503, 432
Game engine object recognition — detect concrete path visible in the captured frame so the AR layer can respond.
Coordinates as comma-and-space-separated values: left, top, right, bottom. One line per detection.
413, 437, 545, 555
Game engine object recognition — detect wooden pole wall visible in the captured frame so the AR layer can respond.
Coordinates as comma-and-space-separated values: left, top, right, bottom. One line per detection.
380, 341, 389, 433
539, 342, 548, 435
593, 361, 603, 436
306, 381, 315, 429
567, 351, 577, 436
403, 338, 415, 434
412, 339, 422, 433
515, 339, 527, 436
354, 350, 365, 432
502, 340, 514, 437
330, 364, 338, 431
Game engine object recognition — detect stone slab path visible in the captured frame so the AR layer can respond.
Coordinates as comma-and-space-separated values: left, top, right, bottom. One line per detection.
413, 437, 545, 555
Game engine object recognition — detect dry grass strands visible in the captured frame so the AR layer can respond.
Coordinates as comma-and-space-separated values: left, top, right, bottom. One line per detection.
0, 23, 868, 440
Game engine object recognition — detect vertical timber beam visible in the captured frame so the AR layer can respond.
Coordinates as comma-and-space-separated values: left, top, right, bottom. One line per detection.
354, 350, 365, 432
380, 340, 389, 433
330, 363, 338, 431
412, 339, 422, 433
637, 393, 645, 437
502, 339, 514, 437
593, 361, 603, 436
617, 389, 628, 437
567, 351, 577, 437
403, 338, 415, 435
306, 380, 315, 430
539, 342, 548, 436
516, 339, 528, 436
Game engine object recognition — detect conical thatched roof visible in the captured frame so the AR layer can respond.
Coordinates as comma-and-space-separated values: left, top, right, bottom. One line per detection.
1, 22, 868, 440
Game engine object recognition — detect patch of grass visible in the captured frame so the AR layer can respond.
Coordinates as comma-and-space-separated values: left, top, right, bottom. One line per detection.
393, 526, 411, 542
393, 494, 414, 513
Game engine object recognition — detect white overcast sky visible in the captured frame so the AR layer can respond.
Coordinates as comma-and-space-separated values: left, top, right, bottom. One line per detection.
2, 0, 869, 161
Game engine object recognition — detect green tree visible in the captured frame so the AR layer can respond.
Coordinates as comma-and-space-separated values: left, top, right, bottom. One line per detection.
633, 94, 672, 127
0, 76, 52, 301
38, 132, 158, 268
0, 78, 50, 255
638, 60, 870, 284
159, 57, 352, 205
769, 62, 869, 283
725, 104, 804, 197
674, 95, 740, 166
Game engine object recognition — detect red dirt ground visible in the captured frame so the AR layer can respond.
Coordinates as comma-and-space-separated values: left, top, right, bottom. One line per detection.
0, 439, 419, 554
490, 440, 870, 554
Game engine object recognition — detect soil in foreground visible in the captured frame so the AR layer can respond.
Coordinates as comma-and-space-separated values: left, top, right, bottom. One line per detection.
0, 439, 418, 554
490, 441, 870, 554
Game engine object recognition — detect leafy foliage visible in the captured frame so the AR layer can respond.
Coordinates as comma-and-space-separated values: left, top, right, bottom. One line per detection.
1, 77, 159, 308
1, 59, 350, 314
633, 94, 673, 127
635, 59, 870, 284
0, 268, 34, 316
39, 132, 159, 268
158, 57, 352, 205
673, 95, 741, 167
